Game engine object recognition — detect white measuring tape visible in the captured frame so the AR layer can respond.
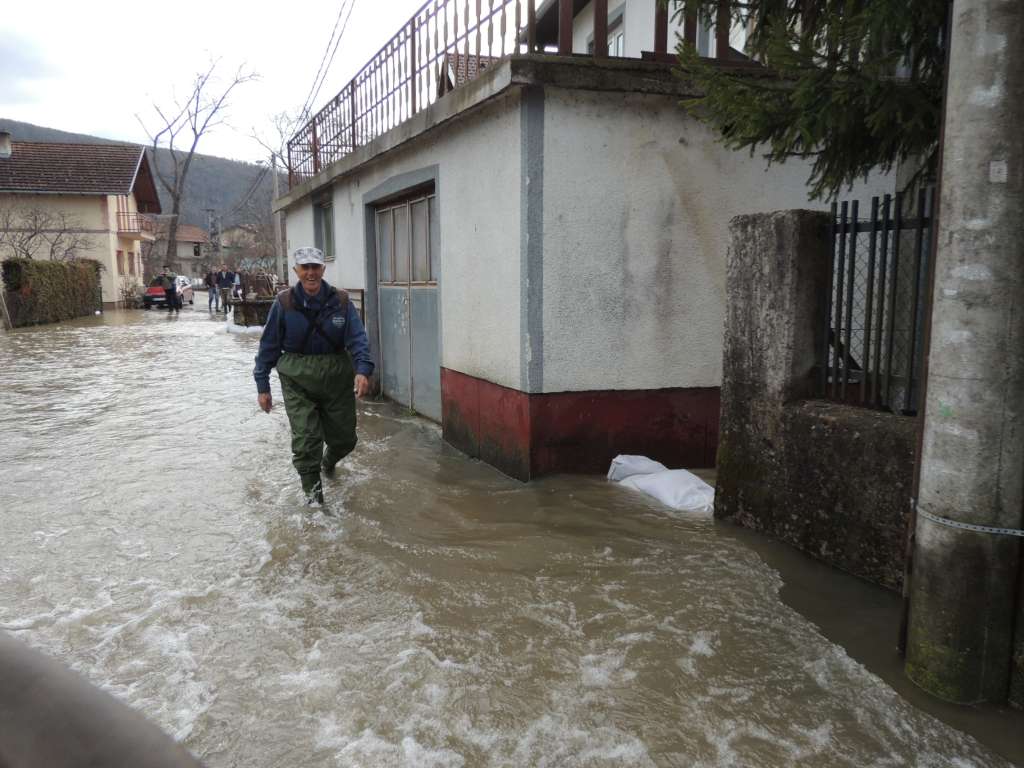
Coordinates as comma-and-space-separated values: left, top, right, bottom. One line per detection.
918, 506, 1024, 538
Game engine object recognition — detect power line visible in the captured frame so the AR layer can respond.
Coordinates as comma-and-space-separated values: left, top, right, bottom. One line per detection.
227, 163, 271, 218
308, 0, 359, 115
298, 0, 355, 122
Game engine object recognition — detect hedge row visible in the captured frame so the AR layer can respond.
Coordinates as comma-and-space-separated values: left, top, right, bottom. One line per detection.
2, 258, 103, 328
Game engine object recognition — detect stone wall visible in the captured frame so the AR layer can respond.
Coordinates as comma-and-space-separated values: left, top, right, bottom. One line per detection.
715, 210, 917, 591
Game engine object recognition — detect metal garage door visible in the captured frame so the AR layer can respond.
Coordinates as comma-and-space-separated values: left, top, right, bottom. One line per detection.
375, 193, 441, 422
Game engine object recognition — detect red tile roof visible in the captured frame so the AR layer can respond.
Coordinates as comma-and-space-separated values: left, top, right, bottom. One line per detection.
0, 141, 148, 196
172, 224, 209, 244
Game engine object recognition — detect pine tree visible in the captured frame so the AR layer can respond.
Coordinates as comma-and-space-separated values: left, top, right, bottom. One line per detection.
670, 0, 949, 199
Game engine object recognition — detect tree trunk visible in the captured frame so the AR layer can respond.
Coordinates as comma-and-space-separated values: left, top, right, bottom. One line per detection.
164, 199, 182, 273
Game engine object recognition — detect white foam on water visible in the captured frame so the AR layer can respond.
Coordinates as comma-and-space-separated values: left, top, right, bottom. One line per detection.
400, 736, 466, 768
580, 651, 636, 688
689, 630, 718, 658
134, 624, 215, 741
511, 714, 656, 768
614, 631, 654, 645
409, 612, 435, 637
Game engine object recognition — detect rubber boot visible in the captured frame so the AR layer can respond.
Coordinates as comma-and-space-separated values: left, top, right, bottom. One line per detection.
300, 472, 324, 506
322, 448, 341, 478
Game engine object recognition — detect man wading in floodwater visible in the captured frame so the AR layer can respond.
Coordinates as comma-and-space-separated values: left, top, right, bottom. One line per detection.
254, 247, 373, 505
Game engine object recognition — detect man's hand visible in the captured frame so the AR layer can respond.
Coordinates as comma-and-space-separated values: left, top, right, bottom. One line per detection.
258, 392, 273, 413
354, 374, 370, 399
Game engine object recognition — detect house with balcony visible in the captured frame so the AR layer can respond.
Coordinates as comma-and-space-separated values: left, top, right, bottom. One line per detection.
274, 0, 891, 480
0, 133, 161, 308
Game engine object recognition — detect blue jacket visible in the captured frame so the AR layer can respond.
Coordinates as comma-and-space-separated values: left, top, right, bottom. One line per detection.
215, 271, 235, 289
253, 282, 374, 394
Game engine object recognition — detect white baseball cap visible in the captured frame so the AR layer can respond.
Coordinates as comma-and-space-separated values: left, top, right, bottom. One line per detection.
293, 247, 325, 266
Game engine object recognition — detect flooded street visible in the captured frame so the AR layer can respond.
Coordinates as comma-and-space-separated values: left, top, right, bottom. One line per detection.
0, 305, 1020, 767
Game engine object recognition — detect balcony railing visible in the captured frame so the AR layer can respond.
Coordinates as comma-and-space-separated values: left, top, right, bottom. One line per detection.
117, 211, 156, 236
286, 0, 735, 189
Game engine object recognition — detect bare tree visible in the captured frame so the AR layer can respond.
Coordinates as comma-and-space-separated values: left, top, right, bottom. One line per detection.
0, 201, 94, 261
137, 61, 257, 272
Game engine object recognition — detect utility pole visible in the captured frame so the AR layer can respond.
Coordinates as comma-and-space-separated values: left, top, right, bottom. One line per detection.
206, 209, 222, 263
905, 0, 1024, 704
271, 154, 285, 285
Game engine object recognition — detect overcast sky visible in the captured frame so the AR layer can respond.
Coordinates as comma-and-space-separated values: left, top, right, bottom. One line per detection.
2, 0, 425, 165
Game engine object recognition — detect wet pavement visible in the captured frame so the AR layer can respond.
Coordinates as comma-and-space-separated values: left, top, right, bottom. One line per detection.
0, 305, 1021, 767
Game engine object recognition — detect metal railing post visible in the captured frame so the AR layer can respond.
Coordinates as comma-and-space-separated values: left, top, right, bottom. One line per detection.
594, 0, 608, 58
410, 18, 418, 116
841, 199, 858, 401
715, 0, 730, 59
819, 203, 837, 396
831, 201, 849, 398
884, 192, 904, 408
862, 197, 880, 404
350, 81, 358, 151
558, 0, 572, 55
872, 194, 892, 407
311, 120, 321, 175
527, 0, 537, 52
654, 0, 668, 57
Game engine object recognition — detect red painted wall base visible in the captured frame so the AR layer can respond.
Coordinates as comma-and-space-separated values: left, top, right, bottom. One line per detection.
441, 368, 720, 481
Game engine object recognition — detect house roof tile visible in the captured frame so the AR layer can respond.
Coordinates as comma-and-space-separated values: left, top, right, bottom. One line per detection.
0, 141, 148, 196
172, 224, 209, 244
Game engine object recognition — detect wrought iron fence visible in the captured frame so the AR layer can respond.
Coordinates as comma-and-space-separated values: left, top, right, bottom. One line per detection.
817, 187, 936, 415
288, 0, 539, 187
286, 0, 732, 188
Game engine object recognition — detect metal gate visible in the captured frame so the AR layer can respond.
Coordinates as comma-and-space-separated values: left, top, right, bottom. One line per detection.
816, 187, 936, 415
375, 193, 441, 421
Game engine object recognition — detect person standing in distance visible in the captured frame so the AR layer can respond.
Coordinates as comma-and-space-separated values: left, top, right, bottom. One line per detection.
204, 269, 219, 312
253, 247, 373, 505
162, 266, 179, 313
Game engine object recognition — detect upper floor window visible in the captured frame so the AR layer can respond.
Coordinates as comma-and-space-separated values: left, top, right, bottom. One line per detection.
314, 196, 335, 262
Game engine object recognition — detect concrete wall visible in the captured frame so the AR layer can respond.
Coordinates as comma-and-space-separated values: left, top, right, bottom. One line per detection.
284, 204, 315, 268
539, 87, 890, 394
715, 210, 917, 591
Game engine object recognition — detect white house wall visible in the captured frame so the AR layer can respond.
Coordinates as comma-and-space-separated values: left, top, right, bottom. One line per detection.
285, 204, 315, 267
539, 86, 892, 393
289, 89, 524, 390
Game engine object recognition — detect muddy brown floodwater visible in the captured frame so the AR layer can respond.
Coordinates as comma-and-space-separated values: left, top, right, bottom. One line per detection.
0, 306, 1021, 767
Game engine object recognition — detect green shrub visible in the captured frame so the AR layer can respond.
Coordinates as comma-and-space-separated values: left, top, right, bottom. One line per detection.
2, 258, 103, 327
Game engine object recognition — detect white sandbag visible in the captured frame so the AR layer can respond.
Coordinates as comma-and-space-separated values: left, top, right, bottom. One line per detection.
619, 469, 715, 515
606, 454, 669, 482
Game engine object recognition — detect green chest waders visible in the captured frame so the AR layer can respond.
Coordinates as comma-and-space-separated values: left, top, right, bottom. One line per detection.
276, 351, 357, 500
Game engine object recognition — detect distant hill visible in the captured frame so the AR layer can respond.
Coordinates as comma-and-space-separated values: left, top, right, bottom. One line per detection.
0, 118, 277, 230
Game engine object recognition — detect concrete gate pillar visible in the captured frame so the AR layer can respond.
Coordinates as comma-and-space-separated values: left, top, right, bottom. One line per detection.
906, 0, 1024, 704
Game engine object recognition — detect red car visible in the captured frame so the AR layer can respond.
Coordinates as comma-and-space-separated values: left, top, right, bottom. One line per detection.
144, 275, 194, 309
